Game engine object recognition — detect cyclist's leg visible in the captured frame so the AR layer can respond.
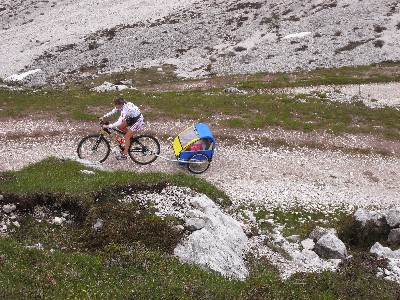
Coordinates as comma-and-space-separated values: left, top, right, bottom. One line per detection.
123, 128, 134, 156
117, 119, 128, 133
124, 115, 144, 156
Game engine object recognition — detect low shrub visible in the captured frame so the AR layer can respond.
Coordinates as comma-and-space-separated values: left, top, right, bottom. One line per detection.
338, 215, 391, 250
80, 200, 183, 253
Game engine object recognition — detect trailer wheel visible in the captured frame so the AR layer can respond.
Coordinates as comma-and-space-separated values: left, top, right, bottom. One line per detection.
187, 153, 210, 174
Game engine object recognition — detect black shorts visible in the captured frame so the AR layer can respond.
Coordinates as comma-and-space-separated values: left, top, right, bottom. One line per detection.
125, 114, 142, 126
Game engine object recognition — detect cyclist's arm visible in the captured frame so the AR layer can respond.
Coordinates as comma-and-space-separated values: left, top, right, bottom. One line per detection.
103, 108, 118, 118
108, 115, 123, 128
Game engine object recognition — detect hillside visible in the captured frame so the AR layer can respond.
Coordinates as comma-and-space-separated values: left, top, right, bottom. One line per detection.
1, 0, 400, 86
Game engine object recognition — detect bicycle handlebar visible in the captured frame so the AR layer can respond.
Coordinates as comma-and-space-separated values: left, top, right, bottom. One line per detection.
98, 120, 112, 134
99, 120, 109, 125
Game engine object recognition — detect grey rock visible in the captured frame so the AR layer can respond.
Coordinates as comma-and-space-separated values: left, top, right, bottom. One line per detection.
370, 242, 400, 259
189, 196, 209, 210
52, 217, 65, 225
314, 234, 347, 259
185, 209, 206, 219
11, 221, 20, 228
185, 218, 205, 231
287, 235, 301, 243
93, 218, 104, 231
243, 210, 257, 223
301, 238, 315, 251
26, 243, 44, 250
175, 195, 249, 279
385, 208, 400, 228
119, 79, 133, 85
308, 226, 337, 242
1, 224, 8, 233
91, 81, 132, 92
388, 228, 400, 244
3, 204, 16, 214
223, 87, 247, 94
273, 234, 286, 246
175, 225, 185, 232
354, 208, 386, 227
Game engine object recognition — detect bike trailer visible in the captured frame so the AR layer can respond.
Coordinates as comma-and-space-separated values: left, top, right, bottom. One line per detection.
172, 123, 215, 163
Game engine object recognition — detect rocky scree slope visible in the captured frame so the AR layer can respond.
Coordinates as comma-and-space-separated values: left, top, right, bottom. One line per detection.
1, 0, 400, 86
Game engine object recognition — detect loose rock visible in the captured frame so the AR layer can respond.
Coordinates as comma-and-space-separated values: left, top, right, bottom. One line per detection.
388, 228, 400, 244
314, 233, 347, 259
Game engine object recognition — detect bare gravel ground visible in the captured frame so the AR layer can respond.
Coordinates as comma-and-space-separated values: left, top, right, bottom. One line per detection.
1, 97, 399, 214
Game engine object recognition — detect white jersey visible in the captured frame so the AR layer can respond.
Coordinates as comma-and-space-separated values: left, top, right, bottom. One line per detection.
104, 102, 141, 128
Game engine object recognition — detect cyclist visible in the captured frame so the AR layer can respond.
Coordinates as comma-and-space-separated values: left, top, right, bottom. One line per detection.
100, 97, 144, 160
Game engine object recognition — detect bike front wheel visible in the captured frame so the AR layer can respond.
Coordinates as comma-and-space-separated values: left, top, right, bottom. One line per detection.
128, 135, 160, 165
77, 134, 110, 163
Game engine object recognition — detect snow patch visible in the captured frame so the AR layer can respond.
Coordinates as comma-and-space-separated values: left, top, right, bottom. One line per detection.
5, 69, 41, 82
283, 32, 312, 39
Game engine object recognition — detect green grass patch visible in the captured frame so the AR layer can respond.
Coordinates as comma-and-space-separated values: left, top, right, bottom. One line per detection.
0, 157, 229, 205
1, 237, 399, 299
237, 62, 400, 89
223, 117, 246, 128
242, 206, 349, 238
0, 238, 246, 299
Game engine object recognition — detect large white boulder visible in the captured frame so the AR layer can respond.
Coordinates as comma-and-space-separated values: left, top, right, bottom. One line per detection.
174, 195, 249, 279
314, 233, 347, 259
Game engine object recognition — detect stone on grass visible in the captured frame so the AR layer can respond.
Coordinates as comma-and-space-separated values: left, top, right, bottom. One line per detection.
174, 195, 248, 279
385, 208, 400, 228
3, 204, 16, 214
52, 217, 65, 225
354, 208, 386, 227
388, 228, 400, 244
80, 169, 95, 175
314, 233, 347, 259
308, 226, 337, 242
370, 242, 400, 259
93, 218, 104, 231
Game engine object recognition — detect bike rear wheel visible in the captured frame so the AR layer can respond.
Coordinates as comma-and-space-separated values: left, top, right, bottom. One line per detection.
187, 153, 210, 174
128, 135, 160, 165
77, 134, 110, 163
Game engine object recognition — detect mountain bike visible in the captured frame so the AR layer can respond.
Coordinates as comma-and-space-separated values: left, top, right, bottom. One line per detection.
77, 121, 160, 165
